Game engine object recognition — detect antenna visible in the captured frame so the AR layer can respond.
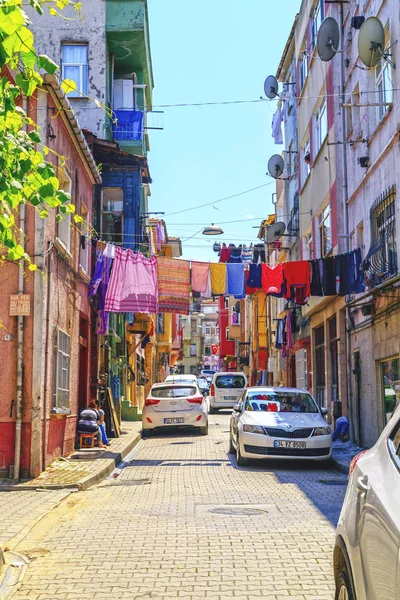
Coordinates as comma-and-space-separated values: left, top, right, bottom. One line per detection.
264, 75, 279, 100
267, 154, 285, 179
358, 17, 386, 68
317, 17, 340, 62
266, 222, 286, 243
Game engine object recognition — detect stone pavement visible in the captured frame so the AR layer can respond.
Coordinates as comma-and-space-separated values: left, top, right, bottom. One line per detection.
8, 413, 347, 600
331, 440, 364, 474
0, 421, 142, 492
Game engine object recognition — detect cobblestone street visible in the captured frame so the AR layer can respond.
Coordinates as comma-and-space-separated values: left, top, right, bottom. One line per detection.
3, 414, 347, 600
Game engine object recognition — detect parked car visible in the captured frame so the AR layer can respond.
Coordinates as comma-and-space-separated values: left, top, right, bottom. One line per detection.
229, 386, 331, 466
142, 382, 208, 436
333, 403, 400, 600
200, 369, 216, 379
165, 374, 197, 384
197, 378, 210, 396
209, 372, 248, 413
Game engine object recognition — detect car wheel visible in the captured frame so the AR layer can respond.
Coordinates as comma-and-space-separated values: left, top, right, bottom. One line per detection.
228, 432, 235, 454
141, 429, 152, 439
335, 569, 355, 600
199, 422, 208, 436
209, 407, 217, 414
236, 435, 248, 466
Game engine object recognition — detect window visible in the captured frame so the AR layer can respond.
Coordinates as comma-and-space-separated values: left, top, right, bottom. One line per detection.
315, 98, 328, 153
57, 173, 72, 253
295, 349, 307, 390
190, 344, 197, 357
101, 187, 123, 244
304, 231, 313, 260
375, 26, 393, 123
156, 314, 164, 335
225, 326, 231, 340
388, 419, 400, 469
311, 0, 325, 51
54, 329, 70, 408
299, 50, 308, 92
381, 358, 399, 425
224, 298, 229, 309
79, 203, 89, 273
301, 138, 310, 186
203, 305, 217, 314
364, 186, 397, 284
215, 375, 246, 389
314, 325, 326, 407
244, 391, 318, 413
204, 345, 211, 356
61, 44, 88, 97
319, 205, 332, 256
205, 326, 211, 335
357, 221, 364, 257
329, 317, 339, 402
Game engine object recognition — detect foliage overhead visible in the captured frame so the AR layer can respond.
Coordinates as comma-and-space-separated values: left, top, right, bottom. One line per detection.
0, 0, 82, 267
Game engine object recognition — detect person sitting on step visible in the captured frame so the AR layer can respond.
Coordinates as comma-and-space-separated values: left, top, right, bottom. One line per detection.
77, 399, 104, 449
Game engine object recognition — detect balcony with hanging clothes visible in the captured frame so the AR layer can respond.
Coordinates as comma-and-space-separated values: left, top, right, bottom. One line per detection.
111, 79, 147, 152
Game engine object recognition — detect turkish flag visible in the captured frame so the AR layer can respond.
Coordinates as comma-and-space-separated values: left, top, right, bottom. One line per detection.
212, 345, 219, 355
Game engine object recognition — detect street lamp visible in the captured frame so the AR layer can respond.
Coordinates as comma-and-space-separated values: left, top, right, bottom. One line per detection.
202, 224, 224, 235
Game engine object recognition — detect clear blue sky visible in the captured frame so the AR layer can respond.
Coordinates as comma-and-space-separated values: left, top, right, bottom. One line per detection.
147, 0, 300, 261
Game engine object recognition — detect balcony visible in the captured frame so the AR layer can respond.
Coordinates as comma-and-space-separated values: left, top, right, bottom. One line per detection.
287, 203, 299, 239
112, 110, 143, 142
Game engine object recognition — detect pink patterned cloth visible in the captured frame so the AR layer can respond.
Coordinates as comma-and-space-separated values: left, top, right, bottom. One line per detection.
104, 247, 158, 314
191, 261, 210, 293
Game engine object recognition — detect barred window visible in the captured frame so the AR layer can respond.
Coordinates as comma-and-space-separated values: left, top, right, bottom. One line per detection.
363, 186, 397, 285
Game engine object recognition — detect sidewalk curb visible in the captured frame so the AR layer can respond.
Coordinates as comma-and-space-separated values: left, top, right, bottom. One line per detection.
0, 431, 142, 492
0, 550, 30, 600
331, 458, 350, 475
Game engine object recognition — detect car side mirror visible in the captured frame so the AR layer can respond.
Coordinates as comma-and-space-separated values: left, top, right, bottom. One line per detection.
233, 404, 241, 412
320, 407, 328, 416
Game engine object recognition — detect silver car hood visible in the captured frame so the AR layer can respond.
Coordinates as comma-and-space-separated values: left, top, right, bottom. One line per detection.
241, 411, 328, 429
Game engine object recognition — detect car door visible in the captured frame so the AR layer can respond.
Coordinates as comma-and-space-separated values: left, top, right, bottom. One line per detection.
231, 392, 246, 439
357, 417, 400, 600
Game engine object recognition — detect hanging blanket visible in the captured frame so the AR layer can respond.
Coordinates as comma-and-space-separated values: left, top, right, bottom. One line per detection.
210, 263, 227, 295
157, 257, 191, 314
104, 247, 158, 314
191, 261, 210, 293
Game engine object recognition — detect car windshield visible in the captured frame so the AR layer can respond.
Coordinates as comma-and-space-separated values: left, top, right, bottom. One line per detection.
244, 392, 319, 413
215, 375, 246, 389
151, 386, 197, 399
198, 381, 208, 389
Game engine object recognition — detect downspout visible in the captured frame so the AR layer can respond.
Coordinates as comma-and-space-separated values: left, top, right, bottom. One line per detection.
42, 243, 52, 471
13, 204, 25, 480
339, 4, 354, 439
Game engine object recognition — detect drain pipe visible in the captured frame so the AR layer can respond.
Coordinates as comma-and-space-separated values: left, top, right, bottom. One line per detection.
13, 204, 26, 481
338, 4, 354, 439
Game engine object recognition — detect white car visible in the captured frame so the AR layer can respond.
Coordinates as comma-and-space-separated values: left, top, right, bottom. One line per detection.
333, 403, 400, 600
142, 382, 208, 436
165, 374, 197, 384
229, 386, 331, 465
209, 372, 248, 413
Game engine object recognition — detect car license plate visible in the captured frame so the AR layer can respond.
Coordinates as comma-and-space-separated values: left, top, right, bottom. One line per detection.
224, 396, 236, 400
274, 441, 306, 449
164, 418, 184, 424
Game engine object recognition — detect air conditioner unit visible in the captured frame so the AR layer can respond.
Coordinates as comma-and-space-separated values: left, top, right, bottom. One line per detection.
361, 303, 375, 316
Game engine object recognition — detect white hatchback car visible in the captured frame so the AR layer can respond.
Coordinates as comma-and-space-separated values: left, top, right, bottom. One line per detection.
229, 387, 331, 465
165, 374, 198, 384
142, 382, 208, 436
333, 403, 400, 600
209, 372, 248, 413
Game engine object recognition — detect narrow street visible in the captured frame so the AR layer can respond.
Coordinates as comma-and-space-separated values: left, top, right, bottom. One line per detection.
5, 414, 347, 600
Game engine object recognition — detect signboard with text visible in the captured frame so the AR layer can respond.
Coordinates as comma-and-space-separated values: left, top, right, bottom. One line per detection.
9, 294, 31, 317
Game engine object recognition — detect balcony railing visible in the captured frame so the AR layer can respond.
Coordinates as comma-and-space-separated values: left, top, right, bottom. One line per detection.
112, 109, 143, 142
287, 205, 299, 237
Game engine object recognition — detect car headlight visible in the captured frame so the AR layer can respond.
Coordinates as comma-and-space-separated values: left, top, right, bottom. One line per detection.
243, 424, 265, 435
313, 427, 331, 436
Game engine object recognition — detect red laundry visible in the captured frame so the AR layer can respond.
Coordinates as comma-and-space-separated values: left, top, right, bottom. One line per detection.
261, 264, 284, 295
219, 243, 231, 263
283, 261, 311, 299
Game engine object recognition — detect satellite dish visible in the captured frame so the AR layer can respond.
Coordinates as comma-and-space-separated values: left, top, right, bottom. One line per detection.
358, 17, 385, 68
317, 17, 340, 62
267, 154, 285, 179
266, 222, 286, 243
264, 75, 279, 100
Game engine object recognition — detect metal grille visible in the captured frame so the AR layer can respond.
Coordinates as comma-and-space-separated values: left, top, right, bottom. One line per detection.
244, 445, 330, 457
287, 196, 299, 237
363, 185, 397, 285
263, 427, 314, 439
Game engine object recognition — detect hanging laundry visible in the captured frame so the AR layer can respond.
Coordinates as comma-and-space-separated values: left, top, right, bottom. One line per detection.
247, 263, 262, 289
286, 312, 293, 349
335, 253, 351, 296
262, 263, 285, 296
105, 248, 158, 314
201, 270, 212, 298
228, 245, 242, 263
219, 243, 231, 263
88, 250, 106, 298
283, 261, 311, 301
322, 256, 337, 296
156, 222, 165, 251
149, 227, 156, 256
227, 263, 245, 297
157, 257, 191, 314
88, 250, 111, 335
103, 243, 116, 259
271, 109, 283, 144
309, 259, 324, 297
191, 261, 210, 293
253, 243, 266, 264
348, 248, 365, 294
241, 244, 253, 264
210, 263, 227, 295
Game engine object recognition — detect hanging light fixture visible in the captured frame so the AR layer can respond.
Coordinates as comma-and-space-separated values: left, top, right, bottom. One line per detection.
202, 223, 224, 236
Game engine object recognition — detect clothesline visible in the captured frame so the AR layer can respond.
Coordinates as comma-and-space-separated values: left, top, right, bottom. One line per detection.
88, 242, 365, 333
